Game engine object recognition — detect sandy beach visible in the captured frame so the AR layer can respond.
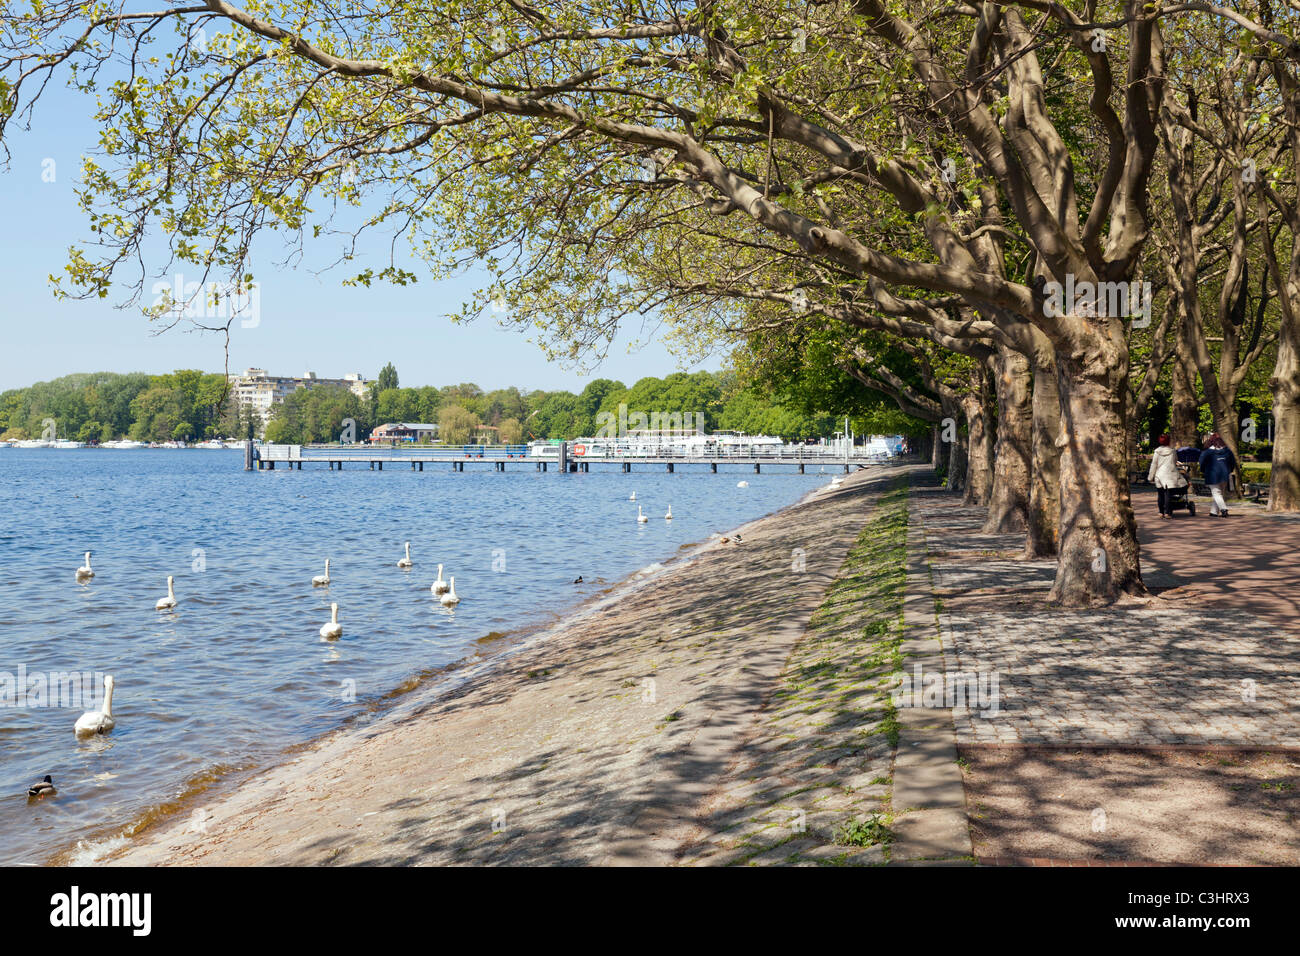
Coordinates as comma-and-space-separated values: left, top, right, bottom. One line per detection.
104, 464, 908, 865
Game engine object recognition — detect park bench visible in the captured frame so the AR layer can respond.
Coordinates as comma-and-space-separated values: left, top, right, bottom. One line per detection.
1245, 482, 1270, 504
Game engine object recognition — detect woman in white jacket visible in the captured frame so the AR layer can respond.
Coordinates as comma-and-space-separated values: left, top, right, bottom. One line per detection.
1147, 435, 1187, 519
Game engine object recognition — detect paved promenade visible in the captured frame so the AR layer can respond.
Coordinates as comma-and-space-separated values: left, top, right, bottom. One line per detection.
916, 488, 1300, 749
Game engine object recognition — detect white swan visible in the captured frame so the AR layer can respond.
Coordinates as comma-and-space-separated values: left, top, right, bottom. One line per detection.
737, 480, 749, 488
665, 504, 673, 520
440, 576, 460, 606
432, 563, 450, 595
628, 491, 637, 501
74, 675, 116, 737
155, 575, 177, 610
397, 541, 413, 569
320, 602, 342, 639
76, 551, 94, 581
637, 505, 648, 523
312, 559, 331, 587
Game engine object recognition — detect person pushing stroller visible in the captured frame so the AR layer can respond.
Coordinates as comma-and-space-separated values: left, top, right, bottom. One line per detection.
1147, 435, 1190, 519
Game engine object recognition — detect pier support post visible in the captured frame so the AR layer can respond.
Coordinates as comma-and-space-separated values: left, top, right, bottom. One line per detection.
710, 462, 717, 473
244, 440, 254, 471
419, 461, 424, 472
799, 463, 805, 474
268, 461, 275, 470
754, 462, 760, 473
378, 461, 383, 470
667, 462, 674, 473
557, 441, 569, 474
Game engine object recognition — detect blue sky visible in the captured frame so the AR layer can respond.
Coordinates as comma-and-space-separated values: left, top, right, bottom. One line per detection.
0, 83, 718, 394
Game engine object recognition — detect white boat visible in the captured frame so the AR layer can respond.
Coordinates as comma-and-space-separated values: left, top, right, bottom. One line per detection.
14, 439, 51, 448
51, 439, 85, 449
194, 440, 228, 449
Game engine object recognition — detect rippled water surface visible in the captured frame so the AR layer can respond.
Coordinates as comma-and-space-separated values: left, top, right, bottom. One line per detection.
0, 448, 828, 864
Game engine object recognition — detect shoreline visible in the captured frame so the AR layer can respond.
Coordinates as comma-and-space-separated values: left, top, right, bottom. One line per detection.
96, 463, 894, 866
59, 466, 868, 866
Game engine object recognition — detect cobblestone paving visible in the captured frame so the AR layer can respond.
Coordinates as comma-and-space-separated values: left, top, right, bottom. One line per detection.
678, 486, 909, 866
915, 493, 1300, 748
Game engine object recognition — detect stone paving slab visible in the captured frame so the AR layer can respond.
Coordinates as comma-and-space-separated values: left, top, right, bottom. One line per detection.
892, 808, 973, 862
887, 488, 973, 863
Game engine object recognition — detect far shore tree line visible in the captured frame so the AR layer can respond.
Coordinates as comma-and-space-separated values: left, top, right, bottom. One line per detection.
0, 366, 857, 445
5, 1, 1300, 608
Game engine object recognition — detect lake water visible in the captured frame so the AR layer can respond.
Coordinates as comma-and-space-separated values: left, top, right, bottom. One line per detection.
0, 448, 830, 865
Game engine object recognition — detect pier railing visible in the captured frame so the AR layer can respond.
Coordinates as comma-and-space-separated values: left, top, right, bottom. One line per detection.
280, 442, 884, 461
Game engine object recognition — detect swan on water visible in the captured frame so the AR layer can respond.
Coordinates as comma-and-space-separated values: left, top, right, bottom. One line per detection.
397, 541, 413, 569
74, 675, 116, 737
155, 576, 177, 610
312, 559, 332, 587
440, 577, 460, 606
737, 480, 749, 488
637, 505, 648, 523
320, 602, 342, 639
432, 563, 450, 595
629, 491, 637, 501
76, 551, 94, 581
664, 504, 673, 520
28, 775, 56, 797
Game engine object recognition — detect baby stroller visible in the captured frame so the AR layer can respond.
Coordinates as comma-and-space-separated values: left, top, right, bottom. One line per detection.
1165, 447, 1198, 516
1164, 479, 1195, 516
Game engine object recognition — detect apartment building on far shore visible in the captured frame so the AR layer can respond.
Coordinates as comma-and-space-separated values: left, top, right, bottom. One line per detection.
233, 368, 370, 432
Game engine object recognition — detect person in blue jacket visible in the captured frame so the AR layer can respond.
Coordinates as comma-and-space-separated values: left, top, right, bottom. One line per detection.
1198, 434, 1237, 517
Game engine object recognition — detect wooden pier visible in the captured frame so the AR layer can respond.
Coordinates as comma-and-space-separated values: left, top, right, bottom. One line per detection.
247, 441, 878, 474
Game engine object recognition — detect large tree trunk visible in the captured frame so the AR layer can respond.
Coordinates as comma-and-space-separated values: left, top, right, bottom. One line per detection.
983, 347, 1032, 532
961, 385, 993, 507
1170, 353, 1198, 448
1270, 332, 1300, 511
930, 424, 941, 468
1027, 358, 1061, 558
1049, 349, 1146, 606
941, 395, 967, 494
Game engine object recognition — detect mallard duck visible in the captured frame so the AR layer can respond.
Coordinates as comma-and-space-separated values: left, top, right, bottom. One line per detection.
28, 775, 56, 797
